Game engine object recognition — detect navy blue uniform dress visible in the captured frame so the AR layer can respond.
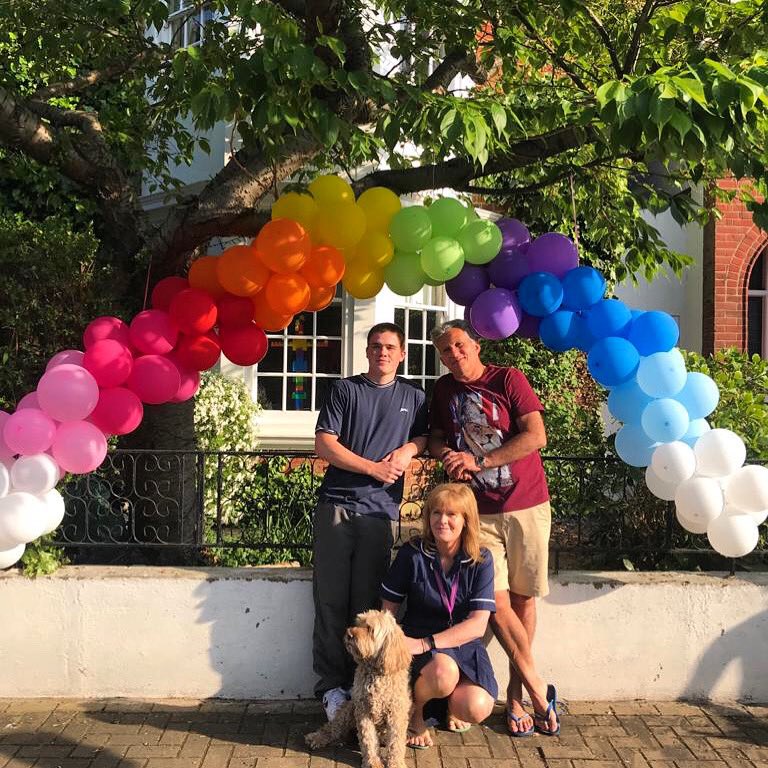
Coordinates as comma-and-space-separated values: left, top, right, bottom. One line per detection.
381, 539, 498, 700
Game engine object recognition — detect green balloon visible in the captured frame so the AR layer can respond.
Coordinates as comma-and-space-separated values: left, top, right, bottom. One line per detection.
427, 198, 470, 238
420, 237, 465, 282
384, 251, 426, 296
423, 273, 443, 287
457, 219, 502, 265
389, 206, 433, 252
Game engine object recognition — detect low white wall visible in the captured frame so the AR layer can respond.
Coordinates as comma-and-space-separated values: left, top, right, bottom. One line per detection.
1, 567, 766, 702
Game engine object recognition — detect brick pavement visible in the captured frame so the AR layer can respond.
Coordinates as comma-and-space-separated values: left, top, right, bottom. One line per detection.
0, 698, 767, 768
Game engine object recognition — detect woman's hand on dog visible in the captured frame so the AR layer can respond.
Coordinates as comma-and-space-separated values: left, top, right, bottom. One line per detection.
405, 636, 428, 656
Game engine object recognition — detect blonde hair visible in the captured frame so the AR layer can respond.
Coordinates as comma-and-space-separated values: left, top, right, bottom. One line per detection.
421, 483, 483, 564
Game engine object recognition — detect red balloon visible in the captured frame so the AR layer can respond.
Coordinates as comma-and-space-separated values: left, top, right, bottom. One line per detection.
175, 330, 221, 371
169, 288, 218, 334
129, 310, 179, 355
84, 316, 131, 349
89, 387, 144, 435
216, 293, 255, 327
83, 339, 134, 388
219, 323, 268, 366
151, 277, 189, 311
126, 355, 181, 405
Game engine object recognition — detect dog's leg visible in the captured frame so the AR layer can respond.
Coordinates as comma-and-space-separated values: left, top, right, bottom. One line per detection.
381, 698, 409, 768
305, 701, 354, 749
356, 713, 384, 768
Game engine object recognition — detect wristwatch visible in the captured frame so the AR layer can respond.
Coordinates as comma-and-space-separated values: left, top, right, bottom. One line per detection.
426, 635, 436, 651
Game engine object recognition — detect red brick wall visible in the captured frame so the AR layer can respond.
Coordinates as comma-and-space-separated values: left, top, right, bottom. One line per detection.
702, 179, 767, 354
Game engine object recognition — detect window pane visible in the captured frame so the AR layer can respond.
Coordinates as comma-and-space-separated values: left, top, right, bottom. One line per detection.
749, 252, 765, 290
408, 310, 423, 340
408, 343, 423, 376
287, 376, 313, 411
316, 303, 342, 336
258, 338, 284, 373
748, 296, 763, 356
257, 378, 283, 411
394, 308, 405, 330
187, 16, 201, 45
425, 346, 438, 376
291, 312, 314, 335
316, 377, 340, 411
287, 338, 313, 374
426, 310, 439, 336
316, 338, 342, 373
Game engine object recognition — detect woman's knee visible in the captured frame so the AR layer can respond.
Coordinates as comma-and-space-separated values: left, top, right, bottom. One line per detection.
450, 686, 495, 724
423, 655, 460, 696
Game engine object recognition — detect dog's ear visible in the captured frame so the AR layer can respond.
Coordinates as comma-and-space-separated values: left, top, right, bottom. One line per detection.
381, 616, 412, 674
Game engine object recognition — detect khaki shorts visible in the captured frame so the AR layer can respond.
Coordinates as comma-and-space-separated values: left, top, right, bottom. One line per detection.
478, 501, 551, 598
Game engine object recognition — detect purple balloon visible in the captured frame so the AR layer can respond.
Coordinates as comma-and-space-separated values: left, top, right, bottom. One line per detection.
488, 248, 530, 290
516, 312, 541, 340
527, 233, 579, 278
495, 218, 530, 250
469, 288, 522, 340
446, 264, 491, 306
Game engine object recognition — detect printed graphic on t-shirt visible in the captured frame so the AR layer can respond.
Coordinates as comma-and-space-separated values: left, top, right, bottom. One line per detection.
449, 390, 513, 491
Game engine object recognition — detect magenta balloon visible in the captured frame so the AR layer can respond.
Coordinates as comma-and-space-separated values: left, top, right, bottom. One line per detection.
89, 387, 144, 436
445, 264, 491, 306
46, 349, 85, 371
527, 233, 579, 278
171, 367, 201, 403
83, 339, 134, 388
495, 218, 530, 250
469, 288, 522, 340
17, 392, 39, 410
516, 312, 542, 340
37, 364, 99, 422
51, 421, 107, 474
129, 310, 179, 356
84, 316, 131, 349
487, 248, 531, 290
127, 355, 181, 405
3, 408, 56, 455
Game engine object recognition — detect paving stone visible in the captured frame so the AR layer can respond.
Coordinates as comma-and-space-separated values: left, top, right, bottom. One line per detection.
16, 744, 75, 757
463, 760, 522, 768
572, 762, 625, 768
610, 704, 660, 716
256, 759, 310, 768
145, 760, 203, 768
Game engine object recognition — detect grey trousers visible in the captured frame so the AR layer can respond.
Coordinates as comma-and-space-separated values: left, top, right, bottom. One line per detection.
312, 502, 394, 697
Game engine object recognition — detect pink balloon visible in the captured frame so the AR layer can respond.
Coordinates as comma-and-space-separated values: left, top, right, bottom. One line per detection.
89, 387, 144, 435
84, 316, 131, 349
17, 392, 39, 410
83, 339, 134, 388
51, 421, 107, 474
3, 409, 56, 455
0, 412, 16, 463
37, 364, 99, 422
129, 310, 179, 355
126, 355, 181, 404
171, 367, 201, 403
46, 349, 85, 371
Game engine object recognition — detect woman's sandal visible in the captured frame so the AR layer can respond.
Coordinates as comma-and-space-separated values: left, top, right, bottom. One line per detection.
532, 683, 561, 737
506, 706, 534, 737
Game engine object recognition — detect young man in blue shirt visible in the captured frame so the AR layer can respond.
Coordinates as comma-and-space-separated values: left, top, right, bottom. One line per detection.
313, 322, 428, 720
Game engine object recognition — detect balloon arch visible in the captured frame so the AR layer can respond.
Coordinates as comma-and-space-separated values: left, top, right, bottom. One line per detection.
0, 174, 765, 569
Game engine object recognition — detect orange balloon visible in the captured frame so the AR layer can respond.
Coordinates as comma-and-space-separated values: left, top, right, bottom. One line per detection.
264, 272, 311, 315
216, 244, 271, 296
256, 219, 310, 274
188, 255, 226, 298
300, 245, 346, 288
252, 293, 293, 331
306, 284, 336, 312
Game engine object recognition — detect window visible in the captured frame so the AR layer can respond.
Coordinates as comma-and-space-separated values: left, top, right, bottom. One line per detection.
394, 285, 446, 400
747, 248, 768, 356
168, 1, 212, 50
253, 289, 343, 412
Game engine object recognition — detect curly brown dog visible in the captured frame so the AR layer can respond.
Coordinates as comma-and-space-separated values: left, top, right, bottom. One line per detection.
305, 610, 411, 768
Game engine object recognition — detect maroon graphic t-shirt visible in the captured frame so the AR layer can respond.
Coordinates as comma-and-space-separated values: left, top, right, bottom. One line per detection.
430, 364, 549, 514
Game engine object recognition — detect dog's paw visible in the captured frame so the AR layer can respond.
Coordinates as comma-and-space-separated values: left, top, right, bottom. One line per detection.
305, 730, 329, 750
361, 759, 384, 768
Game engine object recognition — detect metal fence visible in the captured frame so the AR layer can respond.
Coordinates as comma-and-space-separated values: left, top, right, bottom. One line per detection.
54, 449, 767, 571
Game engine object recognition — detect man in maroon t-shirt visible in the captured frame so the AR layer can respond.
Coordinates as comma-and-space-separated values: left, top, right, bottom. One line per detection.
428, 320, 559, 737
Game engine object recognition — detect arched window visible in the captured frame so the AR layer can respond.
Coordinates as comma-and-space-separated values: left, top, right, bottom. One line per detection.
747, 248, 768, 356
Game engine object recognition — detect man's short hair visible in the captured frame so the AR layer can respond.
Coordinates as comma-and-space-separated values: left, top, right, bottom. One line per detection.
429, 319, 481, 345
367, 322, 405, 348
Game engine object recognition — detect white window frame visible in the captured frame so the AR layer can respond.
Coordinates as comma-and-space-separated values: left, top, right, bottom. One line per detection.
747, 248, 768, 357
167, 1, 212, 50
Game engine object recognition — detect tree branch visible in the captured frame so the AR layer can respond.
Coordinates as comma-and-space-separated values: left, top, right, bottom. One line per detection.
580, 5, 623, 77
622, 0, 656, 76
422, 47, 488, 91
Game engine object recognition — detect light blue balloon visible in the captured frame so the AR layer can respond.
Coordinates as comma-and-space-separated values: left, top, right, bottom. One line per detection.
681, 418, 711, 447
641, 398, 690, 443
637, 348, 687, 398
586, 299, 632, 339
607, 379, 654, 424
675, 372, 720, 419
614, 423, 657, 467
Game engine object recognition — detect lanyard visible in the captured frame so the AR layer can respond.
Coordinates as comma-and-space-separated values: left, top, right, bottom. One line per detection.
433, 562, 460, 626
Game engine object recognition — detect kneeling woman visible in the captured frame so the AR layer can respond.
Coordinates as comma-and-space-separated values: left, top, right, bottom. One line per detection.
381, 483, 497, 749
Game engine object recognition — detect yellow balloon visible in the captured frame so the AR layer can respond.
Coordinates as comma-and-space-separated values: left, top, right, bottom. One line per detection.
271, 192, 318, 235
357, 187, 402, 233
342, 259, 385, 300
308, 175, 354, 205
313, 202, 367, 250
353, 231, 394, 269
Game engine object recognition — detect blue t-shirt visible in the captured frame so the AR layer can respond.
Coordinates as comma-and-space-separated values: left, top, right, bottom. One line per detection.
316, 375, 428, 519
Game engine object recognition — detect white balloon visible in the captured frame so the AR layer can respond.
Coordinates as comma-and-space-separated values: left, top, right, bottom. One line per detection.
10, 453, 59, 495
723, 502, 768, 526
0, 542, 25, 569
0, 492, 47, 547
676, 506, 708, 535
651, 441, 696, 484
707, 513, 759, 558
38, 489, 66, 535
645, 465, 678, 501
723, 464, 768, 514
674, 476, 724, 526
694, 429, 746, 477
0, 462, 9, 498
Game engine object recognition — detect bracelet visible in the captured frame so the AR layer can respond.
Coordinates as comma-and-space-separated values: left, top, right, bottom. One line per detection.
426, 635, 436, 651
421, 638, 427, 653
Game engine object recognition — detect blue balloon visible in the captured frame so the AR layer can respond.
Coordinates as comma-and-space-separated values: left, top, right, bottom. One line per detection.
637, 349, 687, 398
681, 417, 711, 447
570, 311, 597, 352
587, 337, 640, 387
517, 272, 563, 317
607, 378, 654, 424
627, 311, 680, 355
675, 372, 720, 419
539, 310, 577, 351
614, 423, 657, 467
641, 398, 690, 443
561, 266, 606, 310
586, 299, 632, 339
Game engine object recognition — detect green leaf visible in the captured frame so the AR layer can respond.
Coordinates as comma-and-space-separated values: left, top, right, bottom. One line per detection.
490, 103, 507, 136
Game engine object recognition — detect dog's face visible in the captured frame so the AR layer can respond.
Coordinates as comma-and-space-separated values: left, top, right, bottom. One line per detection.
344, 610, 411, 674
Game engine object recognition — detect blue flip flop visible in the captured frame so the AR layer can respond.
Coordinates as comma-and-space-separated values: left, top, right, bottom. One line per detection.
506, 707, 534, 737
533, 684, 561, 737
